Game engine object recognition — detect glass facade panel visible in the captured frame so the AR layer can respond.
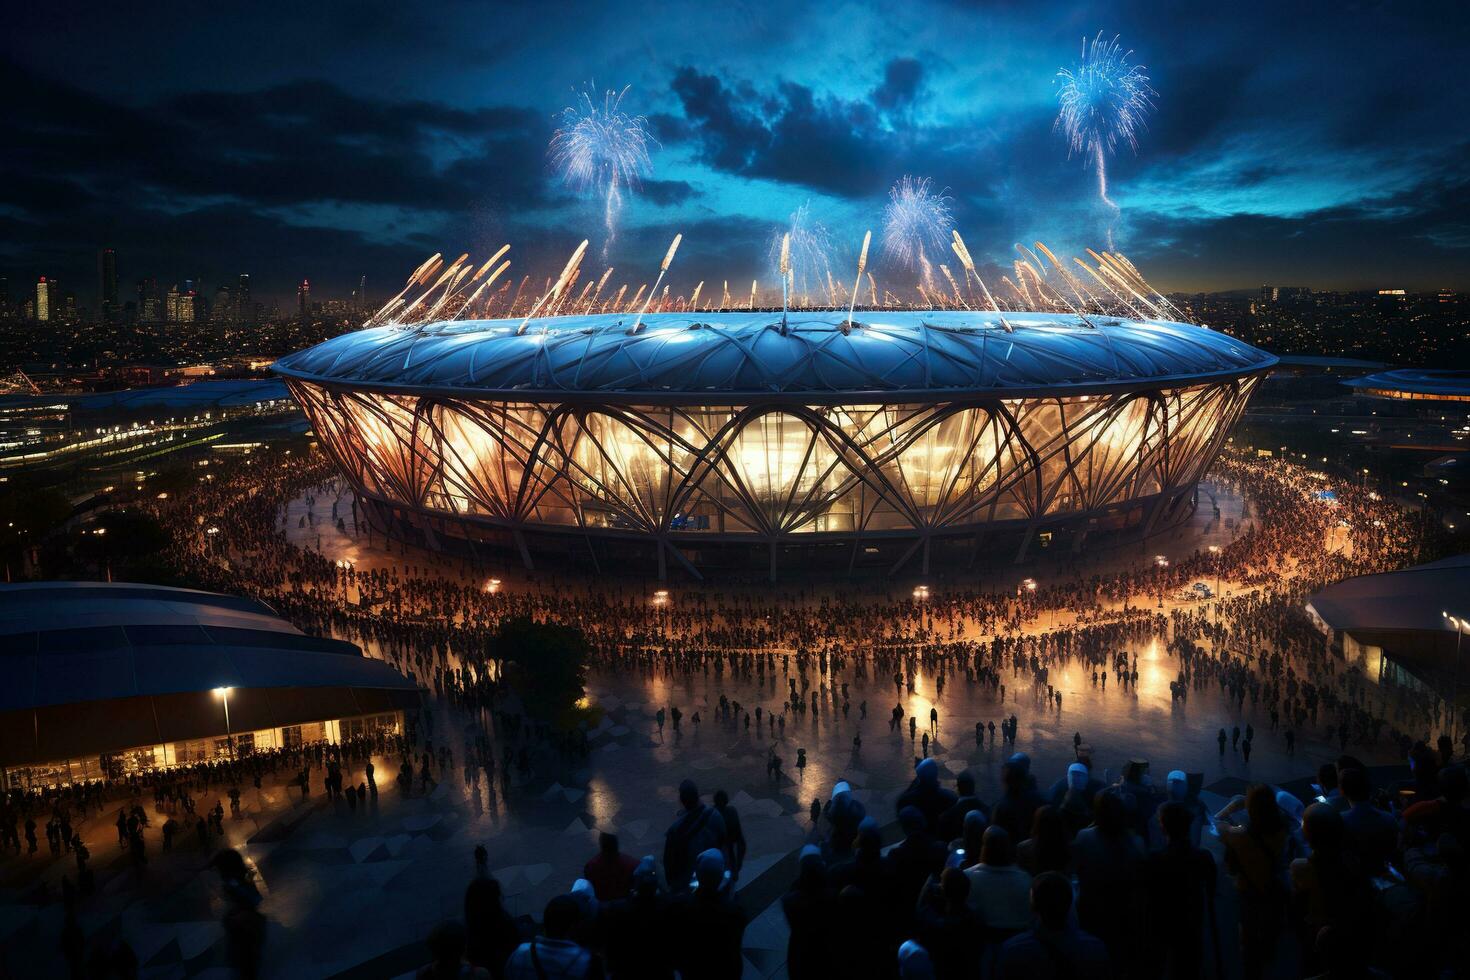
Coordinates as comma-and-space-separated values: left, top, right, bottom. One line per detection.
291, 375, 1261, 551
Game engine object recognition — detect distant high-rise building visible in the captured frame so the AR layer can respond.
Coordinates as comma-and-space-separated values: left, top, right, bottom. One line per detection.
1259, 285, 1310, 304
236, 274, 252, 324
166, 285, 197, 323
98, 248, 118, 322
298, 279, 311, 318
36, 277, 52, 321
213, 285, 234, 324
137, 278, 160, 321
356, 274, 367, 312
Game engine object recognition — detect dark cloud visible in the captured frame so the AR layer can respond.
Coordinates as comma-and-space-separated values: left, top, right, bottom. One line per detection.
667, 66, 968, 199
639, 179, 702, 207
0, 61, 552, 216
872, 58, 925, 113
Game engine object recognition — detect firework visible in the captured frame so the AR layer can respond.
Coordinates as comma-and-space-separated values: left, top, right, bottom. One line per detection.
846, 230, 871, 332
1055, 33, 1156, 247
882, 176, 953, 290
550, 85, 654, 258
630, 233, 682, 334
769, 203, 834, 304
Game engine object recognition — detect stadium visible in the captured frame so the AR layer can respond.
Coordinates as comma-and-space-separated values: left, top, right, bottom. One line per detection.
274, 310, 1275, 577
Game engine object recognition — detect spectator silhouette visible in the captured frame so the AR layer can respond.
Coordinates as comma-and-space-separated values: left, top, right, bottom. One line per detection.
503, 894, 599, 980
416, 921, 490, 980
663, 780, 727, 893
583, 833, 637, 901
464, 846, 520, 978
781, 845, 833, 980
671, 849, 746, 980
600, 856, 674, 980
895, 758, 958, 835
996, 871, 1109, 979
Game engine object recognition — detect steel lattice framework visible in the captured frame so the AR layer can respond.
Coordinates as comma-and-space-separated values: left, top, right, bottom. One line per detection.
277, 310, 1273, 575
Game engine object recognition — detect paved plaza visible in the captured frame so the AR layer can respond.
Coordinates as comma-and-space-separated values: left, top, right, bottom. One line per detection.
0, 476, 1414, 978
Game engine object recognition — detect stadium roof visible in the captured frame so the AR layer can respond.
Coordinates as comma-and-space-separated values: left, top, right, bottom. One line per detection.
274, 311, 1274, 400
1343, 368, 1470, 401
0, 583, 419, 765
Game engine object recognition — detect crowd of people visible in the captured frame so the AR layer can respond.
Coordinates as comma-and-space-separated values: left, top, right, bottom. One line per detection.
416, 751, 1468, 979
10, 438, 1467, 978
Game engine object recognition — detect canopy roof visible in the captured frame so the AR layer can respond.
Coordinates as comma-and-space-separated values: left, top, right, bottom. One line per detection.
1306, 553, 1470, 637
1344, 368, 1470, 400
0, 582, 417, 714
274, 311, 1274, 400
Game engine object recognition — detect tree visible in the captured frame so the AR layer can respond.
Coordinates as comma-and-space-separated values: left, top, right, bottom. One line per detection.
75, 510, 169, 566
0, 486, 72, 550
493, 616, 595, 730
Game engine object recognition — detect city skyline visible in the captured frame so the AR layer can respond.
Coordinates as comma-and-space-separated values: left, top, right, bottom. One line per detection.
2, 3, 1468, 305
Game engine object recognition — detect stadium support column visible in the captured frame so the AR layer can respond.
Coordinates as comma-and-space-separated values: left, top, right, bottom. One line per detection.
512, 529, 534, 570
1141, 489, 1173, 538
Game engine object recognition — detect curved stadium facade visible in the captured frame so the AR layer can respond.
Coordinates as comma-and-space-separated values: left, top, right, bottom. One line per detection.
274, 311, 1275, 576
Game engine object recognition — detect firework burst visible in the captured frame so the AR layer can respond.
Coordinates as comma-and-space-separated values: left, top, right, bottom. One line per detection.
768, 203, 835, 303
1055, 33, 1156, 247
550, 85, 654, 258
882, 176, 952, 290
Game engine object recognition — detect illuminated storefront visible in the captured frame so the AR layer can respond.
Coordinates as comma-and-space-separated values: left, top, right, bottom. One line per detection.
0, 583, 421, 789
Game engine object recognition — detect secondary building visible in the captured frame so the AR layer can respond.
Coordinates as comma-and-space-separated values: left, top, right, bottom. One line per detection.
0, 581, 420, 789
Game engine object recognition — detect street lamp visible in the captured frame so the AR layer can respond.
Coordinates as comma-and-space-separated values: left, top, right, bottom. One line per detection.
913, 585, 931, 633
214, 686, 234, 758
1443, 612, 1466, 751
1154, 555, 1169, 608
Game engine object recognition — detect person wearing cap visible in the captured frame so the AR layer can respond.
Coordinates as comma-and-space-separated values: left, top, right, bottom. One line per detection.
663, 780, 727, 893
897, 939, 937, 980
671, 848, 746, 980
1147, 771, 1206, 850
600, 856, 674, 980
824, 780, 866, 861
1056, 762, 1096, 837
895, 758, 958, 835
1048, 758, 1103, 809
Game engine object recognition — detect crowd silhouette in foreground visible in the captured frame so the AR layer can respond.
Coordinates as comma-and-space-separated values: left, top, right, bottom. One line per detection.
422, 751, 1466, 980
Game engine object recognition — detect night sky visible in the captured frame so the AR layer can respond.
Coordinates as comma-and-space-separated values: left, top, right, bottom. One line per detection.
2, 1, 1466, 306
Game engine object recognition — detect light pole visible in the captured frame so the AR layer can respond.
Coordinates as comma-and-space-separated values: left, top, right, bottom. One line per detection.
653, 590, 669, 642
214, 686, 234, 758
912, 585, 930, 635
1154, 555, 1169, 609
1443, 612, 1466, 751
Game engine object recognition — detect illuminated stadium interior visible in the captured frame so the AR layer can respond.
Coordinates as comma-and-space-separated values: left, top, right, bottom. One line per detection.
275, 310, 1275, 577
